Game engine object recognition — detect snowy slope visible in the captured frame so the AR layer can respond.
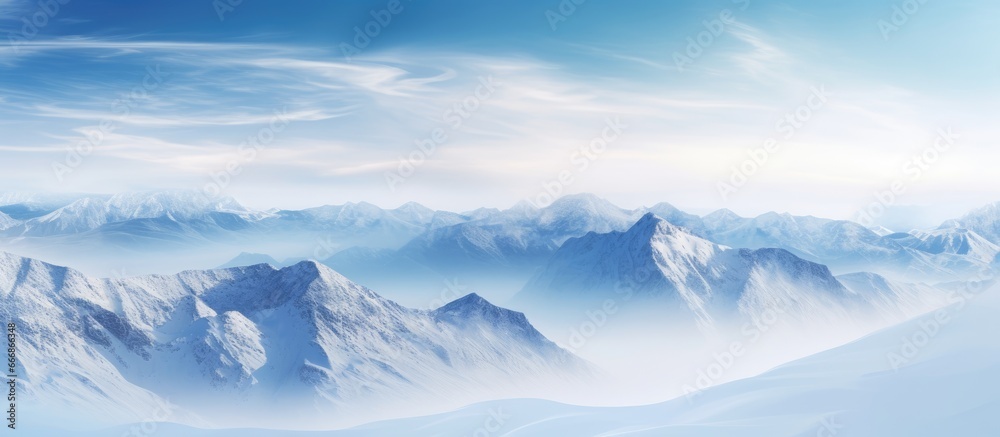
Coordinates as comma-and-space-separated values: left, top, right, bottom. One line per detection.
319, 247, 456, 308
869, 225, 894, 236
517, 214, 940, 327
645, 201, 708, 236
2, 253, 590, 430
703, 211, 898, 264
905, 227, 1000, 263
699, 209, 982, 281
836, 271, 943, 316
0, 210, 18, 230
0, 253, 185, 430
941, 201, 1000, 244
112, 282, 1000, 437
879, 228, 999, 279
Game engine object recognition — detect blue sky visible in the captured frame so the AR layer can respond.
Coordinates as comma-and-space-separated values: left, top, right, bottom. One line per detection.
0, 0, 997, 226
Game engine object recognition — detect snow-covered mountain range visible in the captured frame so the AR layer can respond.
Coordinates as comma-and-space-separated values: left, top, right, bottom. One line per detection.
1, 191, 997, 301
143, 282, 996, 437
3, 191, 996, 435
400, 195, 998, 294
399, 195, 636, 270
515, 213, 940, 329
1, 252, 590, 429
15, 191, 262, 236
940, 201, 1000, 243
58, 275, 1000, 437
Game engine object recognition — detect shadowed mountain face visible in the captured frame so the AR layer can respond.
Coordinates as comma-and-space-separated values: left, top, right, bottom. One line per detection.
168, 284, 998, 437
0, 252, 590, 429
0, 193, 992, 435
516, 214, 940, 328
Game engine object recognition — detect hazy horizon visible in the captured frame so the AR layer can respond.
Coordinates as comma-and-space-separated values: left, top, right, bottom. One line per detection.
0, 188, 977, 230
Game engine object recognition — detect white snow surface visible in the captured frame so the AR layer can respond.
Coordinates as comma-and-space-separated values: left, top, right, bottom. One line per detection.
941, 201, 1000, 244
18, 191, 259, 235
869, 225, 895, 236
0, 211, 18, 231
907, 227, 1000, 263
79, 281, 1000, 437
1, 252, 590, 430
517, 214, 942, 327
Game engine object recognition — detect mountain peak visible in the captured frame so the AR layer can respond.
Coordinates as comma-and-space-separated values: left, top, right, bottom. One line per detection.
960, 201, 1000, 220
433, 293, 548, 345
645, 202, 687, 218
630, 212, 679, 237
703, 208, 742, 222
756, 211, 794, 221
0, 252, 588, 425
435, 293, 529, 326
536, 194, 632, 234
391, 201, 436, 223
936, 201, 1000, 244
342, 201, 384, 214
285, 258, 324, 275
394, 201, 432, 212
435, 292, 495, 313
635, 211, 663, 225
544, 193, 616, 211
444, 292, 488, 306
217, 252, 283, 269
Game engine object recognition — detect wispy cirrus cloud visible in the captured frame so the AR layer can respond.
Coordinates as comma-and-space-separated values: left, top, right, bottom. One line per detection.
0, 14, 994, 218
725, 23, 791, 80
29, 105, 350, 127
